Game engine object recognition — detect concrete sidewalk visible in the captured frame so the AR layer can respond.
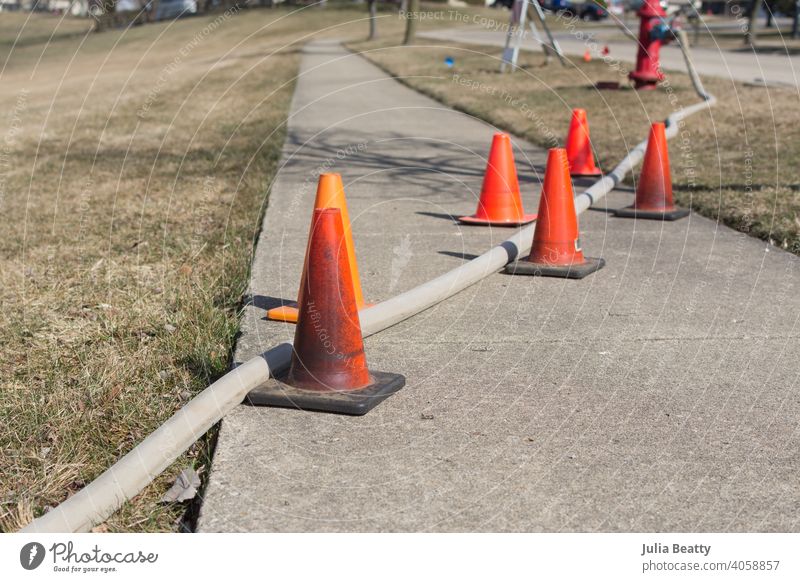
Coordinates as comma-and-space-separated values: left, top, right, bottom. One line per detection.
420, 26, 800, 88
197, 40, 800, 532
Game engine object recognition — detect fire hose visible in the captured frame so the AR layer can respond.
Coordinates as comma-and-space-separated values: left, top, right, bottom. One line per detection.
21, 32, 715, 533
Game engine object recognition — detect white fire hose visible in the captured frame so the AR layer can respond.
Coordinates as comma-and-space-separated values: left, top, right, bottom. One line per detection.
22, 33, 715, 533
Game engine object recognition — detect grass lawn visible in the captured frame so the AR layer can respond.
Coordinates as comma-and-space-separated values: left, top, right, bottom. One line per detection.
0, 4, 421, 533
0, 12, 94, 52
0, 0, 483, 535
347, 27, 800, 254
3, 3, 798, 533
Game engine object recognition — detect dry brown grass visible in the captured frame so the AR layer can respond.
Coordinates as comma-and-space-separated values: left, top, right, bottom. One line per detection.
348, 34, 800, 253
0, 1, 480, 534
4, 3, 796, 533
0, 11, 94, 55
0, 4, 417, 533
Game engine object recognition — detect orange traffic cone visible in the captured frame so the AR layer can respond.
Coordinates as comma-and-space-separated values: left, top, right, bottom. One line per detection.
565, 108, 602, 177
615, 122, 689, 220
459, 133, 537, 226
505, 148, 605, 279
267, 173, 367, 323
583, 50, 592, 62
248, 208, 405, 415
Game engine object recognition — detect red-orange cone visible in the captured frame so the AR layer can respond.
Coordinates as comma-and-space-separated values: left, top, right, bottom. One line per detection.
505, 148, 605, 279
615, 122, 689, 220
583, 50, 592, 62
248, 208, 404, 415
267, 173, 366, 323
565, 109, 602, 177
459, 133, 536, 226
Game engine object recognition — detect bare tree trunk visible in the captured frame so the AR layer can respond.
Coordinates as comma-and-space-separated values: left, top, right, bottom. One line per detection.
148, 0, 160, 22
794, 0, 800, 39
745, 0, 764, 45
403, 0, 419, 45
368, 0, 378, 41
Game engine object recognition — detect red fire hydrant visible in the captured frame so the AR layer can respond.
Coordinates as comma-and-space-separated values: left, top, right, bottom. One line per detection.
629, 0, 671, 90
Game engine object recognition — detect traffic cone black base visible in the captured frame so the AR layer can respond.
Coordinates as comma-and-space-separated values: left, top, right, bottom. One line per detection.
247, 371, 405, 416
505, 148, 605, 280
254, 207, 405, 416
617, 123, 688, 222
614, 206, 690, 221
459, 133, 537, 226
504, 257, 605, 279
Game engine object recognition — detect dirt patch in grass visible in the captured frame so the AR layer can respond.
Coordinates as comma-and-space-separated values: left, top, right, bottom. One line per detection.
348, 34, 800, 253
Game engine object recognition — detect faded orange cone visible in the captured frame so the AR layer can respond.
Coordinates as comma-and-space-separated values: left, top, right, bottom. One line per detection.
267, 173, 367, 323
248, 208, 405, 415
615, 122, 689, 220
459, 133, 537, 226
505, 148, 605, 279
565, 109, 602, 177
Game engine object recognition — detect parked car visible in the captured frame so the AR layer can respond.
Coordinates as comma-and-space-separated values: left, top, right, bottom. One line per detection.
116, 0, 142, 11
578, 1, 608, 20
153, 0, 197, 21
492, 0, 571, 11
607, 0, 625, 17
492, 0, 607, 19
548, 0, 575, 16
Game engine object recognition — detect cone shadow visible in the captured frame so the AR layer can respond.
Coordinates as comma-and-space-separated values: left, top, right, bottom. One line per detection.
244, 294, 296, 312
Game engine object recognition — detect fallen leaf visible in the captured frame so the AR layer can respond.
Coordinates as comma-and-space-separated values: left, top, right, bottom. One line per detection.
160, 468, 201, 503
